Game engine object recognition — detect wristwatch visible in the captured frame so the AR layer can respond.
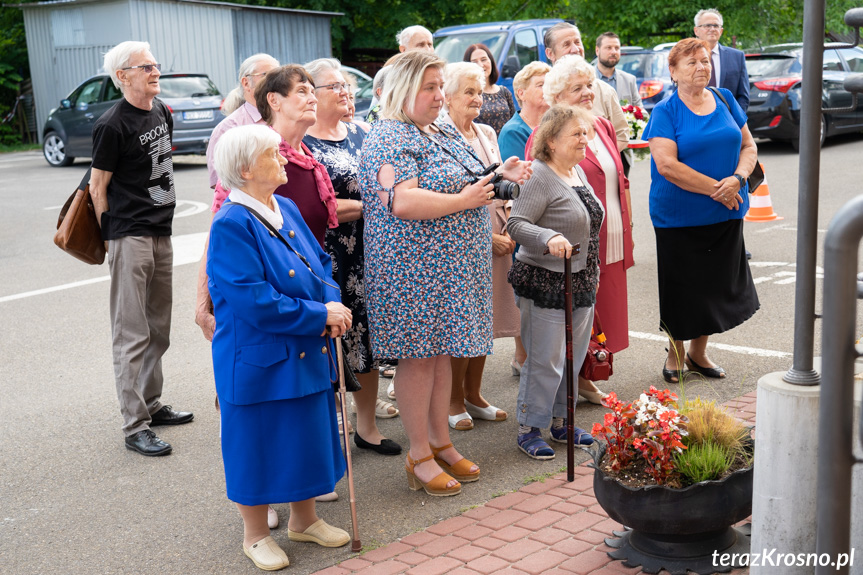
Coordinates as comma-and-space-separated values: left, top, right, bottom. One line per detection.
732, 174, 746, 189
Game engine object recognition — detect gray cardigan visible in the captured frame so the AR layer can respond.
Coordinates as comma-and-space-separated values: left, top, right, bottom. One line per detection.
508, 160, 604, 274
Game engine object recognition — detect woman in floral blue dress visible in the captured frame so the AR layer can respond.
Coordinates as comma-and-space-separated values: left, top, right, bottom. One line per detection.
359, 51, 525, 497
303, 58, 402, 457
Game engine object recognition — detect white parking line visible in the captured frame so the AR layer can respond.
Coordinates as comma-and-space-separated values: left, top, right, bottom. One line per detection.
628, 331, 792, 358
0, 232, 206, 304
43, 199, 208, 218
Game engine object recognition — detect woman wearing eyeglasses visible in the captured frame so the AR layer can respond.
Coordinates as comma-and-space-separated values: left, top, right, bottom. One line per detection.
302, 58, 402, 457
211, 65, 339, 249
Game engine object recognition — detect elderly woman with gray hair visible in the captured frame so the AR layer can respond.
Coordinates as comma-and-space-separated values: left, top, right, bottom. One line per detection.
302, 57, 402, 456
524, 54, 634, 406
440, 61, 532, 431
508, 104, 601, 460
208, 124, 352, 571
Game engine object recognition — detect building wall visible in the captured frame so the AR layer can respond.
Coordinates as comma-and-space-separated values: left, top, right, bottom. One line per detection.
232, 9, 333, 68
128, 0, 235, 94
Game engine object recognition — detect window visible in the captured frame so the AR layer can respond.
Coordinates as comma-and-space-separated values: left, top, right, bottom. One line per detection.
434, 32, 508, 64
158, 76, 220, 98
823, 50, 843, 71
104, 80, 122, 102
839, 48, 863, 72
508, 30, 539, 70
73, 78, 104, 107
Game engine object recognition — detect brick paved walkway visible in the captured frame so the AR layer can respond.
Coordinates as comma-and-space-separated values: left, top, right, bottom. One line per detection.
314, 392, 758, 575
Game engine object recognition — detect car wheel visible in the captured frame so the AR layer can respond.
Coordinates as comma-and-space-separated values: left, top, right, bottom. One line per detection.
43, 131, 74, 167
791, 115, 827, 153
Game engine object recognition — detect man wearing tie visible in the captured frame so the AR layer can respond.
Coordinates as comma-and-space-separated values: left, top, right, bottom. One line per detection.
695, 8, 752, 260
694, 8, 750, 112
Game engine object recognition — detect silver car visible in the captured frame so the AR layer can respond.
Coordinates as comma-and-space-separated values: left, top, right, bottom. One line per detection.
42, 72, 223, 167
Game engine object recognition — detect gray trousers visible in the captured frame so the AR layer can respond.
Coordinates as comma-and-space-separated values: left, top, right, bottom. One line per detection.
108, 236, 173, 436
516, 296, 593, 429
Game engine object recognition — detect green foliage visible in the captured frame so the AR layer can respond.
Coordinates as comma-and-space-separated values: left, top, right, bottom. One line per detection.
674, 441, 732, 484
0, 4, 30, 145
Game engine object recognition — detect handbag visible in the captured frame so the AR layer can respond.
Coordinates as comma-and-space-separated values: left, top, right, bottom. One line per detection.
579, 311, 614, 381
707, 87, 763, 192
54, 167, 106, 265
227, 203, 361, 393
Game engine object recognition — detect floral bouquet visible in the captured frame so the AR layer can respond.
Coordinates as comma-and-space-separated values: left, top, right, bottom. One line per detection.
621, 104, 649, 140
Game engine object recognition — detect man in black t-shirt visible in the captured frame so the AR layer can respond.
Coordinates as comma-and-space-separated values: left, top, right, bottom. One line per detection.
90, 41, 193, 456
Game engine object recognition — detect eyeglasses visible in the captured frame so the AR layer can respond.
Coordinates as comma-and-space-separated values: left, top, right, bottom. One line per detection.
315, 82, 349, 94
122, 63, 162, 73
697, 24, 722, 29
245, 72, 268, 79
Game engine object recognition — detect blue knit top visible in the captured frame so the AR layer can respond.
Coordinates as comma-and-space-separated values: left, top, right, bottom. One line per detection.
643, 87, 750, 228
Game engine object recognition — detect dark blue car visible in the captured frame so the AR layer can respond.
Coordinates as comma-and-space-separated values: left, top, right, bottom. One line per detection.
616, 47, 675, 111
434, 19, 564, 107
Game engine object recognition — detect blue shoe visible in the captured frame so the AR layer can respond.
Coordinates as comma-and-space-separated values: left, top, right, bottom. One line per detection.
550, 424, 594, 446
517, 428, 555, 460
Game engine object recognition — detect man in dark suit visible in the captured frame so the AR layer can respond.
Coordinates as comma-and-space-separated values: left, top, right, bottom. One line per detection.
694, 8, 750, 111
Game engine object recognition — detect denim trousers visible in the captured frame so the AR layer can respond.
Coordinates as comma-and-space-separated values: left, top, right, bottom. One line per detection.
515, 296, 593, 429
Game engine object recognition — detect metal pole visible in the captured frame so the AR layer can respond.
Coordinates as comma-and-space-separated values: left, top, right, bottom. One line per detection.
814, 196, 863, 575
784, 0, 826, 386
564, 254, 574, 482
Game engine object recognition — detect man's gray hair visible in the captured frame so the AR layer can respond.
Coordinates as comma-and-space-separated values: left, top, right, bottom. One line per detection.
443, 62, 486, 98
104, 41, 151, 91
396, 25, 432, 48
543, 22, 580, 52
222, 53, 280, 116
303, 57, 342, 85
694, 8, 723, 27
213, 124, 282, 191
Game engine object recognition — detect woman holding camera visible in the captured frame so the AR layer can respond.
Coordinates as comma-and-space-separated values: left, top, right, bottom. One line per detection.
440, 62, 531, 430
358, 51, 524, 496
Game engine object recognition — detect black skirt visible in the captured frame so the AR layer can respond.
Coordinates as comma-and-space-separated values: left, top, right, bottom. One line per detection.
654, 219, 759, 341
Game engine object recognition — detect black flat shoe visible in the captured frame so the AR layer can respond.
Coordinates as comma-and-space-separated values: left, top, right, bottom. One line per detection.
685, 353, 726, 379
150, 405, 194, 426
662, 361, 681, 384
354, 433, 402, 456
125, 429, 172, 456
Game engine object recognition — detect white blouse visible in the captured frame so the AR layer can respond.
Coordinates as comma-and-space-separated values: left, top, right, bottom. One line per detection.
588, 135, 623, 265
228, 188, 284, 231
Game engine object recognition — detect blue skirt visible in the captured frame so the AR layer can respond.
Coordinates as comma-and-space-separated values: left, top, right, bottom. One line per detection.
220, 389, 346, 506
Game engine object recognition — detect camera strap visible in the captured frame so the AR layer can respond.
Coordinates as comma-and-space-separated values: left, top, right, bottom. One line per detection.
414, 122, 486, 178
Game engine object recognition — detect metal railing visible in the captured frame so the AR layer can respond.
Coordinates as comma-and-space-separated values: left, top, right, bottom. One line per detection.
815, 8, 863, 574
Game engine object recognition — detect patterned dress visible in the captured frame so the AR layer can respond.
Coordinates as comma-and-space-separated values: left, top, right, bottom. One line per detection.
303, 123, 375, 373
476, 87, 517, 136
358, 119, 493, 359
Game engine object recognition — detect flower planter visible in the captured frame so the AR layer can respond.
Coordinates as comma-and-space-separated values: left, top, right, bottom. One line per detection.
589, 443, 753, 575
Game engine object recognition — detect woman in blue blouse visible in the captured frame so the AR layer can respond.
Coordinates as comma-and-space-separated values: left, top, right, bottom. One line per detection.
642, 38, 759, 383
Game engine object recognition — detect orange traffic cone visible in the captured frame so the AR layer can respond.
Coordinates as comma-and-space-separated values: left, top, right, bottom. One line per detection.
744, 163, 783, 222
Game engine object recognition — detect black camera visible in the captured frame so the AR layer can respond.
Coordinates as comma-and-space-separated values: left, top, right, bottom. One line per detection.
474, 163, 520, 201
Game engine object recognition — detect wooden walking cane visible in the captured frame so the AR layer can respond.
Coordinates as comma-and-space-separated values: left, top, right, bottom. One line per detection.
335, 337, 362, 552
564, 253, 575, 482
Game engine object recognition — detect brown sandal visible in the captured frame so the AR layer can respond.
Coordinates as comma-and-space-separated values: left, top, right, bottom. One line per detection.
405, 452, 461, 496
430, 443, 480, 483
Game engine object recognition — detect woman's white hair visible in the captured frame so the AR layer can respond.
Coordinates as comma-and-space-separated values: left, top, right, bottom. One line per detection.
104, 41, 151, 92
543, 54, 595, 106
372, 65, 392, 98
512, 61, 551, 106
303, 57, 342, 85
222, 53, 280, 116
396, 25, 432, 48
214, 125, 281, 191
443, 62, 486, 98
380, 50, 446, 123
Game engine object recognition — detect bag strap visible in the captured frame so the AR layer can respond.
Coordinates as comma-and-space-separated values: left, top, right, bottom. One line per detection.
226, 201, 338, 291
79, 166, 93, 192
707, 86, 732, 113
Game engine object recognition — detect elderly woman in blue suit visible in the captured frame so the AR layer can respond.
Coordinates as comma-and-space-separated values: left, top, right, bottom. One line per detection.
208, 124, 353, 571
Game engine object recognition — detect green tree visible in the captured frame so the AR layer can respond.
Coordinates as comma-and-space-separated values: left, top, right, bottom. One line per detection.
0, 4, 29, 144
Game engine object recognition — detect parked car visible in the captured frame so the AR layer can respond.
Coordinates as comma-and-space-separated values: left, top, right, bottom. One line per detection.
745, 44, 863, 151
616, 46, 675, 110
42, 72, 223, 167
434, 19, 564, 106
341, 65, 373, 119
